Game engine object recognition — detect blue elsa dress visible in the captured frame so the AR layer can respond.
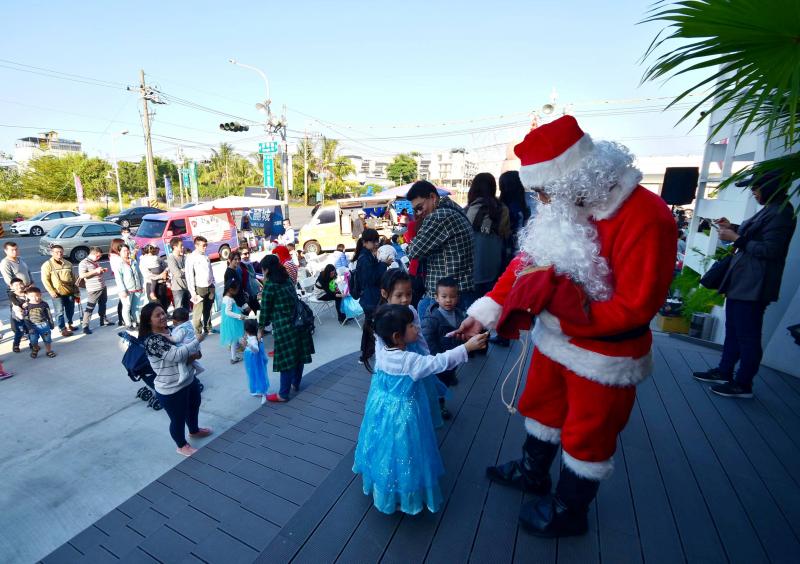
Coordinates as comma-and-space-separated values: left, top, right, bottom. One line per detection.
243, 336, 268, 395
353, 345, 467, 515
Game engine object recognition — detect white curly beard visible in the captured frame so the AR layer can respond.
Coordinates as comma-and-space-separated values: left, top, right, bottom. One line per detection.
518, 199, 612, 301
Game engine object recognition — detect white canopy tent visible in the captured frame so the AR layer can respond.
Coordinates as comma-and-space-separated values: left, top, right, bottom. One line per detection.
192, 196, 285, 210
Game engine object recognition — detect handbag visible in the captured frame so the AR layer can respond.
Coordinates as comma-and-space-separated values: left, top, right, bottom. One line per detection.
290, 286, 316, 335
700, 254, 733, 290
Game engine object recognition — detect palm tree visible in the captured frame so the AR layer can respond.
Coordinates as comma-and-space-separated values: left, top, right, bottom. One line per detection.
200, 143, 261, 193
640, 0, 800, 199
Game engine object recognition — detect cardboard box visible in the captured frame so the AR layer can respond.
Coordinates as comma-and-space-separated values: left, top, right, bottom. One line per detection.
656, 313, 690, 334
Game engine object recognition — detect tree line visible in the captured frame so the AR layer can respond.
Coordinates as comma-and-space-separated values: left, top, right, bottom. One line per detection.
0, 137, 419, 203
0, 137, 417, 202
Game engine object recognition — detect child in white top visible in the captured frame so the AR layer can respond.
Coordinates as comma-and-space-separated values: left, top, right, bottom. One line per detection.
353, 304, 487, 515
170, 307, 204, 376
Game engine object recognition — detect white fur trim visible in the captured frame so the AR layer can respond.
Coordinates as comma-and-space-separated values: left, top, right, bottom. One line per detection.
518, 134, 595, 188
525, 418, 561, 444
590, 168, 641, 221
467, 296, 503, 331
533, 311, 652, 386
562, 450, 614, 480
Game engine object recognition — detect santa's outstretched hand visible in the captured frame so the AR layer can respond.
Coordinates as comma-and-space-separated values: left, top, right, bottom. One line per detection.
450, 316, 485, 341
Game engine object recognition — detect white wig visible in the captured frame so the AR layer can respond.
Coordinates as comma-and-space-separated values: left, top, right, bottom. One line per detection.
518, 141, 641, 301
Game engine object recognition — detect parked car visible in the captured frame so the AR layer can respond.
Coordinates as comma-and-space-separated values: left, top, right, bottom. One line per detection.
298, 195, 394, 254
39, 221, 123, 262
11, 210, 91, 237
104, 206, 165, 228
134, 209, 239, 261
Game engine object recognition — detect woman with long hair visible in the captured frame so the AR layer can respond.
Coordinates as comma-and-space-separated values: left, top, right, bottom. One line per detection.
465, 172, 511, 296
499, 170, 532, 255
109, 238, 126, 326
258, 254, 315, 401
315, 264, 345, 323
117, 245, 144, 329
139, 302, 209, 457
355, 228, 389, 364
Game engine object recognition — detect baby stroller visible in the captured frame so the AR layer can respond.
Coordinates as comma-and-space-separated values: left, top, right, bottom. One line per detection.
118, 331, 204, 411
119, 331, 162, 410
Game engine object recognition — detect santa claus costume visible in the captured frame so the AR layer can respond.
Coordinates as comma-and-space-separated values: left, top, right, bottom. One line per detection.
467, 115, 676, 537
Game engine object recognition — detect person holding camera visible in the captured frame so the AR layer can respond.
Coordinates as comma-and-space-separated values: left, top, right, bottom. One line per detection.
78, 247, 108, 333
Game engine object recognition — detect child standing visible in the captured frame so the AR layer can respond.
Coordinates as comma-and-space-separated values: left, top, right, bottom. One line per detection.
371, 269, 445, 429
170, 307, 204, 376
221, 281, 247, 364
24, 287, 56, 358
242, 319, 269, 405
354, 304, 487, 515
421, 277, 467, 420
7, 277, 28, 354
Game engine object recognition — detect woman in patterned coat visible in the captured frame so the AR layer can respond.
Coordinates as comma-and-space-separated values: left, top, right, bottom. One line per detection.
258, 254, 314, 402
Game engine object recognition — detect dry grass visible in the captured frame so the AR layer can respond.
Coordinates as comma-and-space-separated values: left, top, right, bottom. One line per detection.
0, 199, 113, 222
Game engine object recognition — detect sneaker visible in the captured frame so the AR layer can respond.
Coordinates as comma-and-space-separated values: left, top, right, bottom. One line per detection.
230, 358, 241, 364
266, 393, 288, 403
260, 394, 268, 405
99, 318, 107, 327
60, 328, 72, 337
693, 368, 730, 384
358, 357, 365, 365
176, 444, 198, 457
711, 381, 753, 399
83, 327, 93, 335
189, 427, 213, 438
0, 371, 14, 381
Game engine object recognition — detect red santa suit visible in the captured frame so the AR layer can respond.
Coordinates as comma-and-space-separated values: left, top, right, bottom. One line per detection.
469, 116, 676, 481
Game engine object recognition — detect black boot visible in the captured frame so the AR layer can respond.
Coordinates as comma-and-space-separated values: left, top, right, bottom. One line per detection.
486, 435, 557, 495
519, 465, 600, 538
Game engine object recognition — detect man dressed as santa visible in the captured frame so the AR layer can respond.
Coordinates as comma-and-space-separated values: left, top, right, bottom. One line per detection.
455, 115, 676, 537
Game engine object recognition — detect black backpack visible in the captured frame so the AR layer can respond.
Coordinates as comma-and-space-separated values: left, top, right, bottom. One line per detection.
119, 331, 155, 382
290, 286, 315, 335
349, 267, 362, 300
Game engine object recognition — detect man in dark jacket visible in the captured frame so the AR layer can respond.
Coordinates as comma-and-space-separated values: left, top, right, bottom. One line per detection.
406, 180, 476, 318
693, 171, 797, 398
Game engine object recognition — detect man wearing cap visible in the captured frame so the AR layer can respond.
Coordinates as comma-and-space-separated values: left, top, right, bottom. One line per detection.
693, 170, 796, 398
454, 116, 676, 537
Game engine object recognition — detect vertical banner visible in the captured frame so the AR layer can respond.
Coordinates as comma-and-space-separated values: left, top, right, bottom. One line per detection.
263, 156, 275, 188
189, 161, 199, 203
73, 173, 86, 213
164, 175, 173, 203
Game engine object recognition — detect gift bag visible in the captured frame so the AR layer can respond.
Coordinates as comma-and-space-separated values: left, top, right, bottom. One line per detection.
341, 295, 364, 319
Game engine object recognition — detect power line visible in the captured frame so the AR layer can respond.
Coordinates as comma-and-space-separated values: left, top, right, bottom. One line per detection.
0, 59, 127, 90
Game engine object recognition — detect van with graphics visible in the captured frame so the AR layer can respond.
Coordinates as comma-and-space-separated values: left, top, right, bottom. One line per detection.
134, 209, 238, 260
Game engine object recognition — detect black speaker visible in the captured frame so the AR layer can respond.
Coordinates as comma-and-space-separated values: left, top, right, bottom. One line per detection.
660, 167, 699, 205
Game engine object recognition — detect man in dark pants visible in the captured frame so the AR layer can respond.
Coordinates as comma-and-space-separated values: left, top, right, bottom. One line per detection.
185, 236, 216, 335
694, 170, 796, 398
167, 237, 190, 311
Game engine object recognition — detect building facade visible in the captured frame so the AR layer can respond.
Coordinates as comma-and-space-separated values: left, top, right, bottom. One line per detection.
13, 131, 82, 169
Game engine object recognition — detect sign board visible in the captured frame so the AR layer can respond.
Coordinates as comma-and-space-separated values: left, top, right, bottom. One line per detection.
249, 206, 284, 238
188, 213, 230, 242
189, 161, 199, 203
259, 141, 279, 154
263, 157, 275, 188
181, 168, 191, 188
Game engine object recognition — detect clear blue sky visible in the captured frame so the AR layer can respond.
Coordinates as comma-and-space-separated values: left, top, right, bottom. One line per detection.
1, 0, 708, 164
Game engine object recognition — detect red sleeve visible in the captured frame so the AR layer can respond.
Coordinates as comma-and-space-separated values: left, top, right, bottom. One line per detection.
559, 217, 676, 338
486, 254, 527, 306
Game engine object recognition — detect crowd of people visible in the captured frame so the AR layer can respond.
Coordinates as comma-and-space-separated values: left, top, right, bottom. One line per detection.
2, 115, 795, 539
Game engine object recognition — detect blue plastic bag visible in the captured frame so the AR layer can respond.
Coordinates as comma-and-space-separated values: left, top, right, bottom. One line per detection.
341, 295, 364, 319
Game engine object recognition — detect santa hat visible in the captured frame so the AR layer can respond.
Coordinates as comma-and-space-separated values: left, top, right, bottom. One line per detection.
514, 115, 595, 188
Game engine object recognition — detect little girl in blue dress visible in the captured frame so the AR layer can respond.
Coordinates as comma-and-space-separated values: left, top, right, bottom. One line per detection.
376, 269, 445, 428
242, 319, 269, 405
353, 304, 488, 515
220, 281, 246, 364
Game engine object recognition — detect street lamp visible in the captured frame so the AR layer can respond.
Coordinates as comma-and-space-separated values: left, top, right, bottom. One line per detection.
111, 130, 129, 212
229, 58, 289, 206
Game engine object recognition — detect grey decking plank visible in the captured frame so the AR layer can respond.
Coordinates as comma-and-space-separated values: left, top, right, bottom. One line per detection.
655, 346, 774, 562
619, 396, 686, 563
637, 357, 727, 562
678, 350, 800, 541
660, 345, 800, 560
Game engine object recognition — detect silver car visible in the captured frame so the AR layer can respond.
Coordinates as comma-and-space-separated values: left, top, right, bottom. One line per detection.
39, 221, 123, 262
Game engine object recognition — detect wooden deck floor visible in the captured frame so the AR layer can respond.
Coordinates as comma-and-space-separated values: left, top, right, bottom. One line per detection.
43, 334, 800, 564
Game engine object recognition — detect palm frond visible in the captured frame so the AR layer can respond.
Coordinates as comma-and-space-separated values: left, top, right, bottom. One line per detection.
640, 0, 800, 147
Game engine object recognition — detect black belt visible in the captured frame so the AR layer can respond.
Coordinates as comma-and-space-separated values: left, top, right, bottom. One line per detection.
593, 324, 650, 343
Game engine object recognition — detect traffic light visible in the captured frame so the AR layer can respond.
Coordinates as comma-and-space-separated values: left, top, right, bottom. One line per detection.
219, 122, 250, 132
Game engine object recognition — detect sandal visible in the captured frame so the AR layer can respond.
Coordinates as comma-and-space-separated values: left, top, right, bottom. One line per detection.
46, 351, 57, 358
13, 346, 20, 353
30, 349, 38, 359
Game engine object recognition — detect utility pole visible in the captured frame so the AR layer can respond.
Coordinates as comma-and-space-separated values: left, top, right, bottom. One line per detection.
139, 70, 157, 201
303, 130, 308, 206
